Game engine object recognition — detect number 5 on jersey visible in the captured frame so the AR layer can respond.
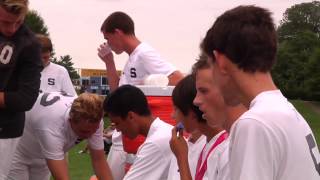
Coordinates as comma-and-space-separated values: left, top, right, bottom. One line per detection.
306, 134, 320, 175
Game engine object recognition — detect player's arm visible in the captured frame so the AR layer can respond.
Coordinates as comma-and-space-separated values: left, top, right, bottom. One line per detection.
98, 43, 119, 92
168, 70, 184, 86
4, 39, 43, 111
46, 158, 69, 180
89, 147, 113, 180
170, 127, 192, 180
37, 128, 70, 180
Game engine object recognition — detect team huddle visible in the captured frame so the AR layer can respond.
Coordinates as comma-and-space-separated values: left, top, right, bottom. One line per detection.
1, 0, 320, 180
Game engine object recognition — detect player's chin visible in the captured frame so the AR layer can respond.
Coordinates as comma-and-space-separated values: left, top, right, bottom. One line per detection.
78, 133, 93, 139
126, 133, 138, 140
114, 49, 124, 55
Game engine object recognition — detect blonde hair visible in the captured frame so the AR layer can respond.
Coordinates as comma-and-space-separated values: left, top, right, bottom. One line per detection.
69, 93, 104, 124
0, 0, 29, 15
36, 34, 53, 53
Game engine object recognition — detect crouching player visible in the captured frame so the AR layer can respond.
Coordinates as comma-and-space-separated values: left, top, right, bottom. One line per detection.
8, 92, 113, 180
104, 85, 173, 180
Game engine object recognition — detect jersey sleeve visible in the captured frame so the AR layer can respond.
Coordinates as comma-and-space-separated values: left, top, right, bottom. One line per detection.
60, 67, 77, 96
140, 51, 176, 77
88, 120, 104, 150
229, 119, 275, 180
36, 129, 65, 160
124, 142, 167, 180
4, 39, 43, 111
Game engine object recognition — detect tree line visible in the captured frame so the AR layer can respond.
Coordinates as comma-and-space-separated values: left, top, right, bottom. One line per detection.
272, 1, 320, 101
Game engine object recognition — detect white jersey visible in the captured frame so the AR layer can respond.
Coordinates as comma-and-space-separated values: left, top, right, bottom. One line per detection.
119, 42, 176, 86
197, 130, 227, 180
207, 136, 230, 180
110, 130, 123, 149
15, 92, 104, 160
229, 90, 320, 180
167, 135, 206, 180
107, 130, 127, 180
124, 118, 173, 180
40, 62, 77, 96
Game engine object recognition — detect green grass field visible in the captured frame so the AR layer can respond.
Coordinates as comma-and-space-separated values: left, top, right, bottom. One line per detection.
67, 100, 320, 179
68, 141, 94, 179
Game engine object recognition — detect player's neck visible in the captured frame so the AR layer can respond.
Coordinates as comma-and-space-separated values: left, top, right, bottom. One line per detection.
201, 125, 224, 143
125, 36, 141, 55
44, 61, 50, 68
189, 130, 202, 143
224, 104, 247, 132
139, 116, 156, 137
232, 70, 278, 109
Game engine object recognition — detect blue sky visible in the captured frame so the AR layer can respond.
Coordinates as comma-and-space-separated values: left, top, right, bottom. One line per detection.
30, 0, 313, 73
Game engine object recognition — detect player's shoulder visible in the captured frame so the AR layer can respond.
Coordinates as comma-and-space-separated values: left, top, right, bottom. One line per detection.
135, 43, 160, 57
146, 119, 173, 145
28, 92, 75, 124
137, 42, 154, 51
16, 25, 39, 47
49, 63, 68, 71
154, 118, 174, 131
37, 91, 76, 105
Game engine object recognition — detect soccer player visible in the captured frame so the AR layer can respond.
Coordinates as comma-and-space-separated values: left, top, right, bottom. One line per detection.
192, 56, 246, 180
168, 75, 206, 180
8, 92, 113, 180
0, 0, 43, 178
170, 57, 246, 180
98, 11, 183, 91
201, 5, 320, 180
104, 85, 173, 180
98, 11, 183, 180
36, 34, 77, 96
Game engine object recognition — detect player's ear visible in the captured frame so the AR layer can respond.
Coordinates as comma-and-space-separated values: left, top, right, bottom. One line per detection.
114, 28, 124, 36
214, 50, 228, 75
127, 111, 135, 121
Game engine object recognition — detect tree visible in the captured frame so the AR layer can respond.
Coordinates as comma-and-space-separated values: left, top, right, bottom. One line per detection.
273, 31, 320, 99
278, 1, 320, 42
305, 48, 320, 100
25, 10, 80, 82
25, 10, 49, 35
272, 1, 320, 100
52, 55, 80, 80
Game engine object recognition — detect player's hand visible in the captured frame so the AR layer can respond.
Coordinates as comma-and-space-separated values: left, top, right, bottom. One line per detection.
98, 43, 113, 62
170, 126, 188, 161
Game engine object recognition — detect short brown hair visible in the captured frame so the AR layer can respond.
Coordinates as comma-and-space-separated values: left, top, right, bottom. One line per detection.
101, 11, 135, 35
0, 0, 29, 15
201, 5, 277, 72
191, 53, 210, 76
36, 34, 53, 53
70, 93, 104, 124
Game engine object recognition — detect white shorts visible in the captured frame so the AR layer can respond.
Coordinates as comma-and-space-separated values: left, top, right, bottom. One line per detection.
7, 148, 50, 180
107, 145, 127, 180
0, 137, 20, 180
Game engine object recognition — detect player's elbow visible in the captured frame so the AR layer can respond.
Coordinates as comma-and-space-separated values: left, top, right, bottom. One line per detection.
168, 71, 184, 86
